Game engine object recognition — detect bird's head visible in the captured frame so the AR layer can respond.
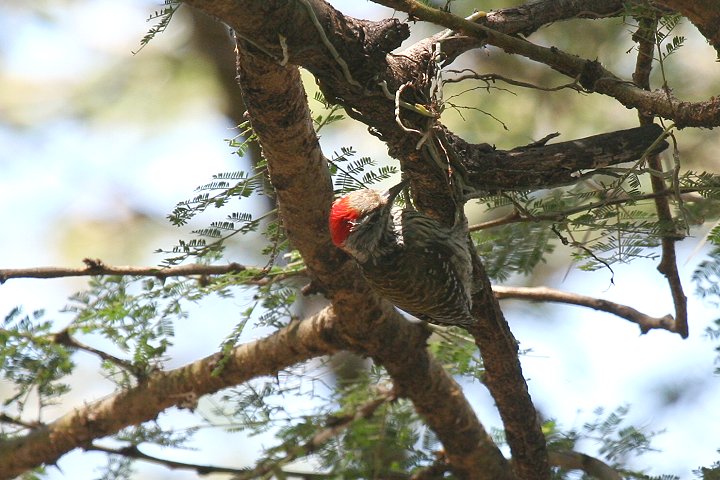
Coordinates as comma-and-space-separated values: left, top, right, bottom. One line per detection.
329, 181, 406, 252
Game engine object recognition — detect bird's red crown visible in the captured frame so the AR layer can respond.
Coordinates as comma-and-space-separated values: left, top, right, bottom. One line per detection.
329, 196, 359, 247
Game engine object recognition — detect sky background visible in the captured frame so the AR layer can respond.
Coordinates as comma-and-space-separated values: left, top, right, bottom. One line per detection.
1, 1, 719, 478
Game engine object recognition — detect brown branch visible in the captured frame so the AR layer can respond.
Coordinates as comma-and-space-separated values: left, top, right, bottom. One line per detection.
376, 0, 720, 128
88, 444, 245, 476
0, 259, 305, 287
0, 259, 247, 283
452, 124, 669, 193
0, 308, 338, 479
632, 16, 689, 338
50, 329, 139, 374
91, 388, 395, 478
479, 0, 627, 37
548, 450, 621, 480
443, 70, 584, 92
0, 414, 43, 431
412, 0, 628, 65
466, 258, 550, 480
227, 33, 513, 479
493, 286, 677, 334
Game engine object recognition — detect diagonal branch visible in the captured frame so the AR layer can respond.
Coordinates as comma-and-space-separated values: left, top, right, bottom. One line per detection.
411, 0, 629, 69
90, 388, 395, 478
466, 256, 550, 480
0, 308, 338, 480
377, 0, 720, 128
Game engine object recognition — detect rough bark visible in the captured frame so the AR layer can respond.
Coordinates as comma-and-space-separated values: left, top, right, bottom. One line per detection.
6, 0, 715, 477
0, 309, 338, 479
234, 41, 513, 479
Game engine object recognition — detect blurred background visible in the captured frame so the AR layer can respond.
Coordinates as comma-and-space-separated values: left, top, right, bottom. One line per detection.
1, 0, 719, 478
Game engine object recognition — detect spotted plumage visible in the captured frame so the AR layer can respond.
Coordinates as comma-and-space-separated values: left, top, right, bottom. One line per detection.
329, 183, 475, 327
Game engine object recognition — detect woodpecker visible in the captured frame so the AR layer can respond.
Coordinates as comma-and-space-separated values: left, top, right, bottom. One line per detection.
329, 181, 475, 327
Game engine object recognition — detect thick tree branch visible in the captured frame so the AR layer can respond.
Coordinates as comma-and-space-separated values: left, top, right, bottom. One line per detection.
377, 0, 720, 128
493, 285, 677, 334
466, 257, 550, 480
0, 308, 338, 479
231, 39, 512, 479
413, 0, 628, 67
451, 124, 668, 193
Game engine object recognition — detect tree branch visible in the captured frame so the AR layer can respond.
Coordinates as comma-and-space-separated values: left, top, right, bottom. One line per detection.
548, 450, 621, 480
411, 0, 628, 69
451, 124, 668, 193
88, 444, 245, 476
90, 388, 395, 478
632, 15, 689, 338
493, 285, 677, 334
0, 259, 247, 283
49, 329, 139, 374
466, 257, 550, 480
0, 308, 338, 479
376, 0, 720, 128
230, 35, 513, 479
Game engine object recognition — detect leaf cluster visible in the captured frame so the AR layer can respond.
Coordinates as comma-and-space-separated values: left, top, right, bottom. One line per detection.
133, 1, 180, 55
0, 308, 74, 414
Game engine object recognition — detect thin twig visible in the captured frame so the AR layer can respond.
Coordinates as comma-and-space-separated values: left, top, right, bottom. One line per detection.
468, 187, 702, 232
444, 70, 584, 93
297, 0, 361, 87
493, 285, 677, 334
0, 413, 44, 431
632, 15, 689, 338
89, 444, 243, 475
50, 329, 139, 374
0, 259, 304, 285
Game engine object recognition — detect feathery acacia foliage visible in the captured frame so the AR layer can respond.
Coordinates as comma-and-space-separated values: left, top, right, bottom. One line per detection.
3, 1, 720, 479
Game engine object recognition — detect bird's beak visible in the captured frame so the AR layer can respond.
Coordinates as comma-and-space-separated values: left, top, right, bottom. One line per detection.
383, 179, 409, 203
